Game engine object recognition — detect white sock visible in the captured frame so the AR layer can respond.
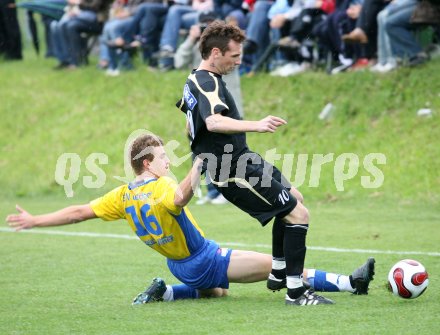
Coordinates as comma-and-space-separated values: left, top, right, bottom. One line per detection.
272, 259, 286, 270
162, 285, 174, 301
327, 273, 354, 292
306, 269, 355, 292
286, 276, 303, 289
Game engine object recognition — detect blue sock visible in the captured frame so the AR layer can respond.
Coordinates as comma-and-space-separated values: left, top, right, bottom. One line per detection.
171, 284, 199, 300
308, 270, 342, 292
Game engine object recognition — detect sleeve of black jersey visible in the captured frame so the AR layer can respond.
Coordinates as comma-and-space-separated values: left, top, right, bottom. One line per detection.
176, 96, 188, 114
197, 74, 229, 122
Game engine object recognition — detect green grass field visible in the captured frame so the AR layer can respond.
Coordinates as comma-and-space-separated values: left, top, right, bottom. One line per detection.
1, 198, 439, 334
1, 36, 439, 334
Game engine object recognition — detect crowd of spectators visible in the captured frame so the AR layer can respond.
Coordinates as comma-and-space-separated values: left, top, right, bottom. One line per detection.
1, 0, 438, 205
1, 0, 440, 76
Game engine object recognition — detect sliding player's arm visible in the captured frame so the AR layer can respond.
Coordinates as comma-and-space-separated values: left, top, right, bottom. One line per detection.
6, 204, 97, 231
174, 157, 203, 208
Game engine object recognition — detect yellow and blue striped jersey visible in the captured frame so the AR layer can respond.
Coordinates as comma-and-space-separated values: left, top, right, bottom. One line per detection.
90, 176, 206, 260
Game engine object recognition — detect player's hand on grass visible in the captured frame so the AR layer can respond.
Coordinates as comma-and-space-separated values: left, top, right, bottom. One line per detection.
257, 115, 287, 133
6, 205, 35, 231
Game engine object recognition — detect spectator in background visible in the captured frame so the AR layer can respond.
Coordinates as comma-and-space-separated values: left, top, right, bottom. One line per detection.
158, 0, 213, 71
268, 0, 335, 76
98, 0, 162, 75
313, 0, 364, 73
115, 0, 176, 67
260, 0, 306, 73
99, 0, 132, 72
15, 0, 67, 58
372, 0, 434, 73
241, 0, 274, 72
342, 0, 388, 45
51, 0, 112, 69
385, 0, 428, 67
0, 0, 22, 60
111, 0, 193, 68
42, 13, 59, 58
342, 0, 389, 69
213, 0, 247, 29
370, 0, 395, 72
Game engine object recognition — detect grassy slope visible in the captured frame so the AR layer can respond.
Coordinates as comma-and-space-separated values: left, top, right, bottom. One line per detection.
1, 55, 439, 203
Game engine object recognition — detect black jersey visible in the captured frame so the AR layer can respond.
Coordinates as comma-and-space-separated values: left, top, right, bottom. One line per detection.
177, 70, 297, 225
176, 69, 248, 160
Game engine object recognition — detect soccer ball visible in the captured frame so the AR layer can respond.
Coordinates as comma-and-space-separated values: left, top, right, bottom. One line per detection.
387, 259, 429, 299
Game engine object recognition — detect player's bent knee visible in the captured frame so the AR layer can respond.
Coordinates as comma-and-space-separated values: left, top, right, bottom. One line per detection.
290, 188, 304, 203
285, 203, 309, 225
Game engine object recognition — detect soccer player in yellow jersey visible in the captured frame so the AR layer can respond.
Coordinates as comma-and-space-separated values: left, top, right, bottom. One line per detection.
6, 133, 375, 304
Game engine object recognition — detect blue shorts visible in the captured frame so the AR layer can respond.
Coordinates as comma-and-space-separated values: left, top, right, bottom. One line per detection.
167, 240, 232, 289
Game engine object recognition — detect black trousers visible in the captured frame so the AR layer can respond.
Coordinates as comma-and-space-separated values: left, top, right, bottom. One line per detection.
0, 0, 22, 59
356, 0, 388, 57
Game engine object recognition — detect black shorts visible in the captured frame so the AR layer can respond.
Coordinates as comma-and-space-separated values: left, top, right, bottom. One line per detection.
210, 153, 298, 226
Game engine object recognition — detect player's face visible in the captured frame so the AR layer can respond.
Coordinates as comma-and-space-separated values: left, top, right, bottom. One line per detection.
216, 40, 242, 75
149, 146, 170, 178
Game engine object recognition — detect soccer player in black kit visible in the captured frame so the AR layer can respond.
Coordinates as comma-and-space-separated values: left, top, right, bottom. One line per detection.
176, 21, 334, 305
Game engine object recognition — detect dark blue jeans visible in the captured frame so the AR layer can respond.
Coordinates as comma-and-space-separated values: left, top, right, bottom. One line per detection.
52, 11, 102, 65
123, 2, 169, 60
313, 9, 356, 59
245, 0, 272, 57
385, 0, 421, 59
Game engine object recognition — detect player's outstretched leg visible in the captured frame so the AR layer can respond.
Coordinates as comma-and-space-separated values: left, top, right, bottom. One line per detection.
285, 288, 334, 306
351, 257, 376, 295
132, 278, 200, 305
132, 277, 167, 304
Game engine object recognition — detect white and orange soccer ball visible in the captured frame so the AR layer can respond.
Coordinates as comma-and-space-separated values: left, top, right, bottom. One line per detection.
388, 259, 429, 299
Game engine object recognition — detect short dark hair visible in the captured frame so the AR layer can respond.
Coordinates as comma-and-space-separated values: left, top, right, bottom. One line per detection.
199, 20, 245, 60
130, 134, 163, 175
